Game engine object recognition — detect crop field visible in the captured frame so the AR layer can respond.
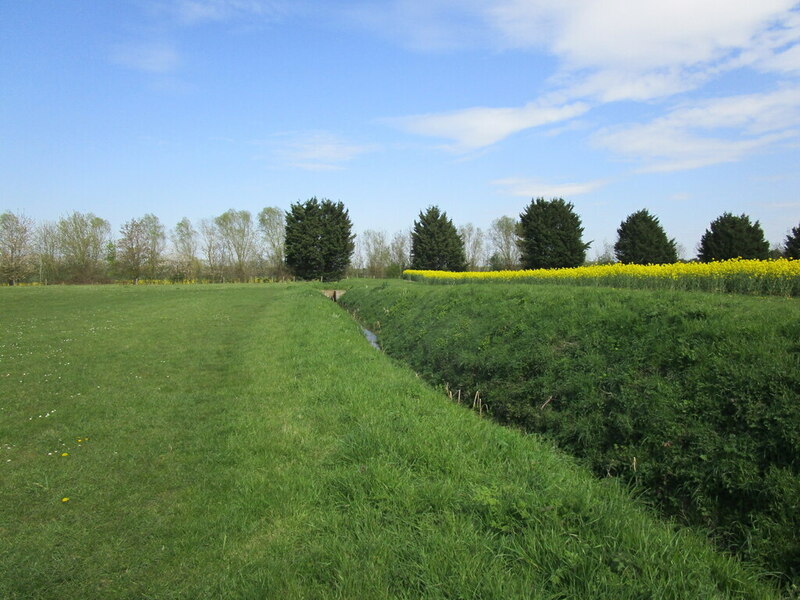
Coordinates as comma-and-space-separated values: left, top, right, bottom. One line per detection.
404, 257, 800, 296
0, 284, 783, 599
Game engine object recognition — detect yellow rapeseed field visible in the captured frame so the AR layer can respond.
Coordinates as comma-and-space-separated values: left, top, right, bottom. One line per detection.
404, 258, 800, 296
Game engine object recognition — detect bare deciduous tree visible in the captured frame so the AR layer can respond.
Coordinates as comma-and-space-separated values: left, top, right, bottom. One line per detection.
141, 214, 166, 279
362, 229, 391, 278
117, 218, 147, 282
199, 218, 226, 282
459, 223, 486, 270
170, 217, 199, 281
57, 212, 111, 282
488, 215, 520, 270
388, 230, 410, 277
35, 221, 61, 284
215, 209, 258, 281
0, 211, 34, 285
116, 214, 165, 282
258, 207, 285, 278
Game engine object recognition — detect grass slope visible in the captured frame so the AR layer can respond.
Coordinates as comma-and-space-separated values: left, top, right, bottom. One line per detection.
0, 284, 779, 598
340, 279, 800, 585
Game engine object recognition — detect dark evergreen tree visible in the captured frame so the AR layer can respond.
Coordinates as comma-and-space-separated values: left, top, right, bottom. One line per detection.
410, 206, 466, 271
614, 209, 678, 264
784, 223, 800, 259
697, 212, 769, 262
517, 197, 590, 269
284, 197, 355, 281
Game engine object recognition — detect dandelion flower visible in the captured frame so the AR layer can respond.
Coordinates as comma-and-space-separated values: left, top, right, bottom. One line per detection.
61, 497, 69, 503
61, 452, 69, 457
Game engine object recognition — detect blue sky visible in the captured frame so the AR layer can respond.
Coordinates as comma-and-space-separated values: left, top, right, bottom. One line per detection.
2, 0, 800, 259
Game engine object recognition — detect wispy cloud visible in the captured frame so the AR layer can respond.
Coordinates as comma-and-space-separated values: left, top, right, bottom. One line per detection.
492, 177, 608, 198
110, 41, 181, 73
114, 1, 292, 76
561, 68, 703, 103
485, 0, 799, 101
267, 131, 376, 170
388, 100, 589, 151
595, 87, 800, 172
761, 44, 800, 73
352, 1, 799, 102
600, 127, 794, 173
498, 1, 793, 68
341, 1, 489, 51
356, 0, 800, 168
372, 1, 800, 164
159, 0, 291, 24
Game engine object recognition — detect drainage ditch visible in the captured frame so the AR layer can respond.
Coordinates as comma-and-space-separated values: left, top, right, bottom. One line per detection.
322, 289, 380, 350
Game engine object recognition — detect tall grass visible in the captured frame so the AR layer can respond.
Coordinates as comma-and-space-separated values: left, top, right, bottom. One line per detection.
0, 284, 781, 598
341, 279, 800, 587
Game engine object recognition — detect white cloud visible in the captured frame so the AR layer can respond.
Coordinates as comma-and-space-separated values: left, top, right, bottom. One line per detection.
727, 10, 800, 73
504, 0, 798, 102
595, 87, 800, 172
166, 0, 290, 24
110, 41, 180, 73
759, 43, 800, 73
662, 87, 800, 133
389, 100, 589, 150
558, 1, 792, 70
359, 1, 799, 103
341, 0, 489, 51
492, 177, 607, 198
376, 2, 800, 157
269, 131, 376, 170
562, 69, 703, 103
486, 1, 797, 67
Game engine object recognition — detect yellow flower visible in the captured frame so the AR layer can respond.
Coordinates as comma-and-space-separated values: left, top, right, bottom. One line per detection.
403, 258, 799, 296
61, 497, 69, 502
61, 452, 69, 457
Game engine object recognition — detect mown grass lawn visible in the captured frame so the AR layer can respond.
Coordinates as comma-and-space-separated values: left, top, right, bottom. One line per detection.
0, 284, 781, 599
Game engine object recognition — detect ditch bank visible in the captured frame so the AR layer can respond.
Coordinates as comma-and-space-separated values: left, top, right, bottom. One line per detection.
340, 280, 800, 586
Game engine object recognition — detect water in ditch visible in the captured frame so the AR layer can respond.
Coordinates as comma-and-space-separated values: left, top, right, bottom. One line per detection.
362, 327, 380, 350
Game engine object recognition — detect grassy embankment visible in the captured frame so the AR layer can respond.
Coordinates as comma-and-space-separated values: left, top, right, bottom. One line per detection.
0, 284, 782, 598
341, 280, 800, 587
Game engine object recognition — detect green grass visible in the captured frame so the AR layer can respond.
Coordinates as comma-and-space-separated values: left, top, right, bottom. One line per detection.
0, 284, 781, 598
340, 279, 800, 586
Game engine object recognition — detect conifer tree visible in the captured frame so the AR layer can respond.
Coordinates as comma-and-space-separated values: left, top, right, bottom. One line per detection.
784, 223, 800, 259
697, 212, 769, 261
410, 206, 466, 271
284, 197, 354, 281
518, 198, 590, 269
614, 209, 678, 264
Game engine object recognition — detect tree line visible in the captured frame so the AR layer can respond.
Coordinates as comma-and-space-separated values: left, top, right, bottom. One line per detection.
0, 208, 288, 285
1, 198, 799, 284
406, 200, 799, 273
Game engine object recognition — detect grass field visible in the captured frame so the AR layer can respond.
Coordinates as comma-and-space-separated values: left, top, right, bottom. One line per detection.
0, 284, 782, 598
